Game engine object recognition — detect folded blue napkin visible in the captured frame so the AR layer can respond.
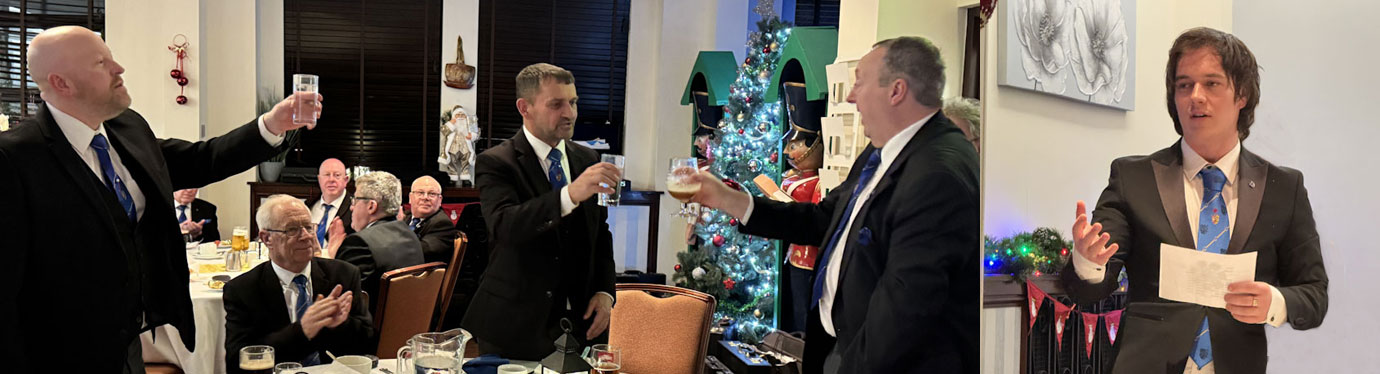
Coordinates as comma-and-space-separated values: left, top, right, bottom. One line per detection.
461, 354, 511, 374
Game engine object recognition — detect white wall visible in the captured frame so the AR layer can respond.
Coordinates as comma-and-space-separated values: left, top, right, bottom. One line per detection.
441, 0, 479, 128
105, 0, 202, 140
1233, 1, 1380, 371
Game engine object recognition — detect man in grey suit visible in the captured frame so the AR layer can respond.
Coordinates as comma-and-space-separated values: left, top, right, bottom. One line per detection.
332, 171, 425, 308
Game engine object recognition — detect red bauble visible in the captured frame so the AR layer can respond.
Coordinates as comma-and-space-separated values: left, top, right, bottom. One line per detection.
723, 279, 736, 290
176, 77, 189, 86
675, 264, 682, 271
738, 129, 745, 134
170, 69, 182, 79
729, 218, 738, 226
722, 178, 742, 190
175, 95, 188, 105
712, 234, 725, 247
769, 152, 778, 163
763, 46, 770, 53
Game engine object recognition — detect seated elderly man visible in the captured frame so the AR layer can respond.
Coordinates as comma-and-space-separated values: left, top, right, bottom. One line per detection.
224, 195, 373, 372
173, 188, 220, 242
333, 171, 425, 307
401, 175, 460, 263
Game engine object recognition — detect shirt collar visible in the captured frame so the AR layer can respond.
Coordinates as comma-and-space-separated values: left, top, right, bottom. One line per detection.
1180, 139, 1241, 185
321, 193, 346, 209
270, 259, 312, 288
522, 125, 565, 160
878, 111, 935, 166
48, 102, 107, 154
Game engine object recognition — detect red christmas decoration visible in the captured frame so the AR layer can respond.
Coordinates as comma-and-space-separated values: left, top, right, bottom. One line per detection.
168, 34, 189, 105
1105, 310, 1122, 346
729, 218, 738, 226
738, 129, 745, 135
769, 152, 778, 163
978, 0, 998, 28
1026, 281, 1047, 329
674, 264, 682, 271
723, 279, 736, 290
762, 46, 770, 53
1053, 301, 1075, 352
1082, 313, 1100, 358
1061, 247, 1069, 256
712, 234, 725, 247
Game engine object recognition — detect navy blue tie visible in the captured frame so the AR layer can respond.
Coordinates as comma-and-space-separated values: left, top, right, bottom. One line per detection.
1190, 165, 1230, 369
811, 150, 883, 308
547, 148, 567, 189
90, 134, 136, 222
292, 275, 321, 365
410, 217, 422, 231
177, 205, 188, 223
316, 204, 333, 247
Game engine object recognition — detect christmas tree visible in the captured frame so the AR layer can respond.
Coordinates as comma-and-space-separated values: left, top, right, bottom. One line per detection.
673, 0, 791, 344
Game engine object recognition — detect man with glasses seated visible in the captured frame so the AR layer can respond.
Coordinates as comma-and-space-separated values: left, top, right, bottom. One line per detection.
401, 175, 460, 264
332, 171, 425, 308
224, 194, 373, 372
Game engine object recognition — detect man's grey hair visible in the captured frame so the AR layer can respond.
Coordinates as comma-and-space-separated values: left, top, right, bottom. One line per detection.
943, 97, 982, 136
872, 36, 946, 107
515, 63, 575, 101
355, 171, 402, 216
256, 194, 306, 232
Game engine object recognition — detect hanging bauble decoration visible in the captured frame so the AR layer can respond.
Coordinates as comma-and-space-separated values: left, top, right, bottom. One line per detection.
167, 34, 190, 105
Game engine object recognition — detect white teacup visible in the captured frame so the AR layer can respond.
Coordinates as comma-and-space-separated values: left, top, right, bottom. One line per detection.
335, 355, 372, 374
197, 242, 219, 257
498, 363, 530, 374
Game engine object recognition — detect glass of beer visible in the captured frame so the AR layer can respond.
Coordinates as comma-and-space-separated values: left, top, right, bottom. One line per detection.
598, 154, 625, 207
292, 74, 320, 126
231, 226, 250, 252
273, 362, 302, 374
239, 345, 275, 374
667, 157, 700, 218
590, 344, 621, 374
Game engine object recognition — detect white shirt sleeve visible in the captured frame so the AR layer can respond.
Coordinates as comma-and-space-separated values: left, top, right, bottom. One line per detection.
258, 115, 285, 146
1071, 248, 1108, 283
1265, 284, 1288, 327
739, 196, 755, 225
559, 186, 577, 217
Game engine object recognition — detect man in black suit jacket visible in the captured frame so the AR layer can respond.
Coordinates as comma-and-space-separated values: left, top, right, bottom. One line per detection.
403, 175, 460, 263
308, 158, 354, 253
225, 195, 371, 373
173, 188, 220, 242
0, 26, 320, 372
692, 37, 979, 374
1062, 28, 1327, 374
463, 63, 620, 360
333, 171, 425, 307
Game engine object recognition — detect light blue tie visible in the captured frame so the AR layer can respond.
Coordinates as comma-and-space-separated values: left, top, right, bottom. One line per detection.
178, 205, 188, 223
811, 149, 883, 308
1190, 165, 1230, 369
316, 204, 333, 247
90, 134, 137, 222
292, 275, 321, 366
547, 148, 567, 189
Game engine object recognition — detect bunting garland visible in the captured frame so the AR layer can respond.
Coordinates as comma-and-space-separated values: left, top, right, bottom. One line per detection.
1082, 313, 1100, 358
1024, 281, 1125, 355
1105, 310, 1122, 346
1053, 301, 1074, 351
1026, 281, 1047, 329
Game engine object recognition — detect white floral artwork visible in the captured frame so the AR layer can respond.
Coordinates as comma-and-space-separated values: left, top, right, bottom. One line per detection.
1001, 0, 1136, 110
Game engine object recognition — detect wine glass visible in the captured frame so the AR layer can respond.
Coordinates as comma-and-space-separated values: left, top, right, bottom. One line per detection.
667, 157, 700, 218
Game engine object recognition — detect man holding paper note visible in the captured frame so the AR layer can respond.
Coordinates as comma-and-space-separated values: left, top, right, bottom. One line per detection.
1061, 27, 1328, 374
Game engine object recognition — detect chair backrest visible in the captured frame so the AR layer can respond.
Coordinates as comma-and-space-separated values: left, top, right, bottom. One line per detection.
374, 262, 447, 358
433, 231, 468, 329
609, 283, 716, 374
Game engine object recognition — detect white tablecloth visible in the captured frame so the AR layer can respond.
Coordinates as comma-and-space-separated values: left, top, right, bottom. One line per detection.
141, 246, 268, 374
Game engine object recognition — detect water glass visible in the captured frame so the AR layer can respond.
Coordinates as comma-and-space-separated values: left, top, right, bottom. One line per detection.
292, 74, 320, 126
598, 154, 625, 206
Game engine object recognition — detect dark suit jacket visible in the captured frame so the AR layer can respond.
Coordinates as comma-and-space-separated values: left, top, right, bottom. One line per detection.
224, 258, 373, 373
741, 113, 980, 373
0, 106, 276, 371
306, 195, 355, 236
177, 198, 220, 242
1061, 141, 1328, 374
335, 219, 426, 307
406, 210, 460, 263
463, 132, 616, 360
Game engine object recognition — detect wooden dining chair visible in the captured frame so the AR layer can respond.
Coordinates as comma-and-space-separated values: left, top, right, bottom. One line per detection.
608, 283, 717, 374
144, 363, 184, 374
373, 262, 447, 359
432, 231, 468, 330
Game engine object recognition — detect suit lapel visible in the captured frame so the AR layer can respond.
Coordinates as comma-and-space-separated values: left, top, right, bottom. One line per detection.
820, 146, 874, 250
1228, 149, 1268, 254
259, 264, 292, 326
1150, 143, 1195, 248
106, 123, 173, 224
309, 259, 333, 299
36, 106, 132, 249
512, 133, 553, 193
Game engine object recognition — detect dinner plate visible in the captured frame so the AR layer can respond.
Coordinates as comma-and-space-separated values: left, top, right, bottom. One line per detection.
192, 254, 223, 260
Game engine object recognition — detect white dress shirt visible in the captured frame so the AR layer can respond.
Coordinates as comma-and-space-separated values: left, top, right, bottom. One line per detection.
270, 261, 314, 323
311, 194, 347, 228
522, 126, 577, 217
49, 103, 283, 223
743, 112, 933, 336
1071, 140, 1288, 374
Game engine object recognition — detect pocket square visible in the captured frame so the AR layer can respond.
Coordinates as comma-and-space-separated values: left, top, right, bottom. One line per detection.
857, 227, 873, 246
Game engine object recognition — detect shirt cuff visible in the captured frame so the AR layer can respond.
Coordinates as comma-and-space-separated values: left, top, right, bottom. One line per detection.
595, 291, 615, 305
258, 115, 285, 146
1071, 248, 1107, 283
739, 196, 755, 225
1266, 284, 1288, 327
559, 186, 577, 217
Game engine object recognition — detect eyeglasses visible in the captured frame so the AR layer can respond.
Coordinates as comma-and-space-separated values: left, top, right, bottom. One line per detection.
263, 223, 318, 237
351, 196, 374, 206
319, 172, 348, 179
410, 191, 442, 198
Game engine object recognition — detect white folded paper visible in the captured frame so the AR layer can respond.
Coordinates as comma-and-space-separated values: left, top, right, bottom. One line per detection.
1158, 243, 1257, 308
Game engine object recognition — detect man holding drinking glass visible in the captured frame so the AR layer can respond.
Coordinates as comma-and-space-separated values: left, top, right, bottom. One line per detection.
0, 26, 323, 373
463, 63, 620, 360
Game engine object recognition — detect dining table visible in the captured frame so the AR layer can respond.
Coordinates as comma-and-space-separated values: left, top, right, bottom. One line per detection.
141, 242, 270, 374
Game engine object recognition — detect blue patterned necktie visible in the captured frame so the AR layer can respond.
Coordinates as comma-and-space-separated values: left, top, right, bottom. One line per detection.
811, 149, 883, 308
1190, 165, 1230, 370
292, 275, 321, 366
316, 204, 333, 247
178, 205, 188, 223
90, 134, 137, 222
547, 148, 567, 189
410, 217, 422, 231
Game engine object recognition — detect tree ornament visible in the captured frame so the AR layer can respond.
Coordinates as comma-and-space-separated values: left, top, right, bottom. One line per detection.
754, 309, 763, 318
170, 69, 182, 79
713, 234, 726, 247
176, 77, 189, 86
176, 95, 188, 105
748, 159, 760, 172
723, 278, 736, 290
769, 152, 778, 163
167, 34, 190, 105
675, 264, 682, 271
692, 267, 707, 279
729, 218, 738, 226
